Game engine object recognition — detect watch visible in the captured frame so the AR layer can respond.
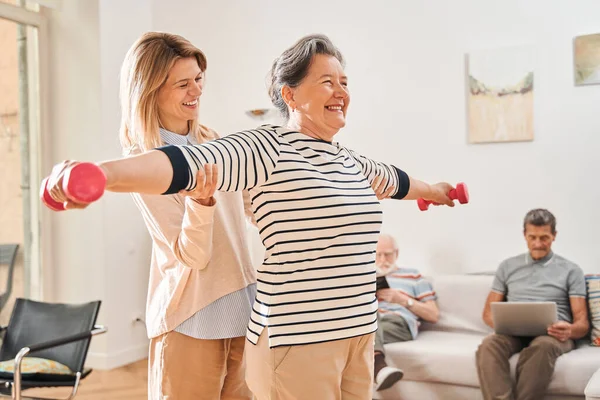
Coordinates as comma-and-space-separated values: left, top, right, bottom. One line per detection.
406, 298, 414, 308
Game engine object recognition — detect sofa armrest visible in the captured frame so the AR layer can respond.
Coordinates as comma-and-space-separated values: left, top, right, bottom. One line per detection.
586, 367, 600, 400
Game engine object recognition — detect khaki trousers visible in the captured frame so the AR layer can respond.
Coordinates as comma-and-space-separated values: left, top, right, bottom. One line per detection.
149, 331, 252, 400
476, 333, 574, 400
245, 331, 375, 400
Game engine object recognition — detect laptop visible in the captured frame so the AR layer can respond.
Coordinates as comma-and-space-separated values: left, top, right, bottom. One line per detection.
491, 301, 558, 337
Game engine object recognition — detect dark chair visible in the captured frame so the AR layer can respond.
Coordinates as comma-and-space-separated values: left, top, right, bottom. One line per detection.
0, 298, 106, 400
0, 245, 19, 313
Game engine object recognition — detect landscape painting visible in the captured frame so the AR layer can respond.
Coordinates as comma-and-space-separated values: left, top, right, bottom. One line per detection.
574, 33, 600, 86
467, 45, 534, 144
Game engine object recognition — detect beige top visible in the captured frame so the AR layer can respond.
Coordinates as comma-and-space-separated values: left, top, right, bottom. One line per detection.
131, 129, 257, 339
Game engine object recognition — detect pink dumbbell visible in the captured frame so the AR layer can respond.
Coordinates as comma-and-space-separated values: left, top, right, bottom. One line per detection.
417, 182, 469, 211
40, 163, 106, 211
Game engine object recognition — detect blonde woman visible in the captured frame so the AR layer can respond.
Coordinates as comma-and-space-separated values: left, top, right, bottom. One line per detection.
120, 32, 255, 399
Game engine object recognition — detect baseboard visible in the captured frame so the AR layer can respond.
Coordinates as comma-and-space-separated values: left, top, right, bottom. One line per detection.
86, 341, 149, 370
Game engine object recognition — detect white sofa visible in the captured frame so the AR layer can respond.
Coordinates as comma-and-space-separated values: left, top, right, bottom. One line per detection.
375, 274, 600, 400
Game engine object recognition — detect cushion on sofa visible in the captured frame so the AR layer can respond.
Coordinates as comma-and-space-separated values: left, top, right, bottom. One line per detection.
586, 275, 600, 346
585, 366, 600, 399
384, 330, 485, 387
385, 331, 600, 395
420, 275, 494, 335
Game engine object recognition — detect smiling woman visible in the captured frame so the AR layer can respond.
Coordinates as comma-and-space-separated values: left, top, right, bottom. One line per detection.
119, 33, 209, 154
42, 33, 459, 399
268, 45, 350, 141
116, 32, 257, 400
282, 54, 349, 141
155, 57, 203, 134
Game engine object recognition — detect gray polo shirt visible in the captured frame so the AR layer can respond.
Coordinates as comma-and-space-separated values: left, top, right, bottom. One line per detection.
492, 251, 586, 323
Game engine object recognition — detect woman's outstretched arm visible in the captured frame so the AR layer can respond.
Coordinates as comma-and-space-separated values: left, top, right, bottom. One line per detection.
101, 150, 174, 194
45, 150, 176, 209
346, 148, 454, 206
45, 127, 282, 209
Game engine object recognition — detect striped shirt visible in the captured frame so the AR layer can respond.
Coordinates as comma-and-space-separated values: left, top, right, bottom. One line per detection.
159, 128, 257, 340
174, 284, 257, 339
377, 267, 437, 339
158, 124, 410, 348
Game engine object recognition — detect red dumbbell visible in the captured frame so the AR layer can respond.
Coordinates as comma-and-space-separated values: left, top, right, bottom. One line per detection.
40, 163, 107, 211
417, 182, 469, 211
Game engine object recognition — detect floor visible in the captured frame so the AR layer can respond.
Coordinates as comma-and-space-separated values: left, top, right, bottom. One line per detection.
23, 359, 148, 400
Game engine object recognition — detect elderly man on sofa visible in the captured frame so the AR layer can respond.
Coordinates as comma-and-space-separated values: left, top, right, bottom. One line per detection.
373, 233, 440, 391
477, 209, 590, 400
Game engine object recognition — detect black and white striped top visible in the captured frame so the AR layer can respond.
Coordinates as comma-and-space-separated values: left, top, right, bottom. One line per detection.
158, 124, 410, 348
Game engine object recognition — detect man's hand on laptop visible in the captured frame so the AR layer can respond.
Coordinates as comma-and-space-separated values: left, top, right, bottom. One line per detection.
547, 321, 572, 342
377, 289, 411, 307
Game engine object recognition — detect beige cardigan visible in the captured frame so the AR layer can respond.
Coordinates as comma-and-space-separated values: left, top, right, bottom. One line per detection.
131, 135, 257, 339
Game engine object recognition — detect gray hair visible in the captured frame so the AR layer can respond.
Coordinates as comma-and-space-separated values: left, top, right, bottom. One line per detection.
267, 34, 345, 120
523, 209, 556, 234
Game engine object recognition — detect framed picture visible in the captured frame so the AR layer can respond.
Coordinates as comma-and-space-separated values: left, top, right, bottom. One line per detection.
574, 33, 600, 86
466, 45, 534, 144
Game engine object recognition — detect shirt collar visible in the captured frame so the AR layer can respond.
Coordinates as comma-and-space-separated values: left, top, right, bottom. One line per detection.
526, 250, 554, 266
159, 127, 195, 146
266, 124, 340, 150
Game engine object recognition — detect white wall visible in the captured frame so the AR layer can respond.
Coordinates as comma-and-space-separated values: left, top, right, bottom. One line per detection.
41, 0, 600, 369
96, 0, 154, 369
151, 0, 600, 275
44, 0, 109, 364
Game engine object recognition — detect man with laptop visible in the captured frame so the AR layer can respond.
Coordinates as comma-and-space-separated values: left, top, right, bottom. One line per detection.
476, 209, 589, 400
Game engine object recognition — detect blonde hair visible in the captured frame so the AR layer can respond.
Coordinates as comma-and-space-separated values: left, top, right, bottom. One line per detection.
119, 32, 212, 154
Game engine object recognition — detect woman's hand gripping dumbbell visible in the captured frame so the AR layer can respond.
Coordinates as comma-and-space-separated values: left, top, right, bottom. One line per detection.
40, 162, 106, 211
417, 182, 469, 211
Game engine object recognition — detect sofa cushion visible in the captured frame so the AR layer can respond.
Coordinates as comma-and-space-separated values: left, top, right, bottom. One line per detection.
420, 275, 494, 335
385, 331, 600, 395
586, 275, 600, 346
384, 330, 485, 387
585, 366, 600, 399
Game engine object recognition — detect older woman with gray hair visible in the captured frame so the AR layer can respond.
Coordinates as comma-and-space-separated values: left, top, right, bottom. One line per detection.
43, 34, 457, 398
